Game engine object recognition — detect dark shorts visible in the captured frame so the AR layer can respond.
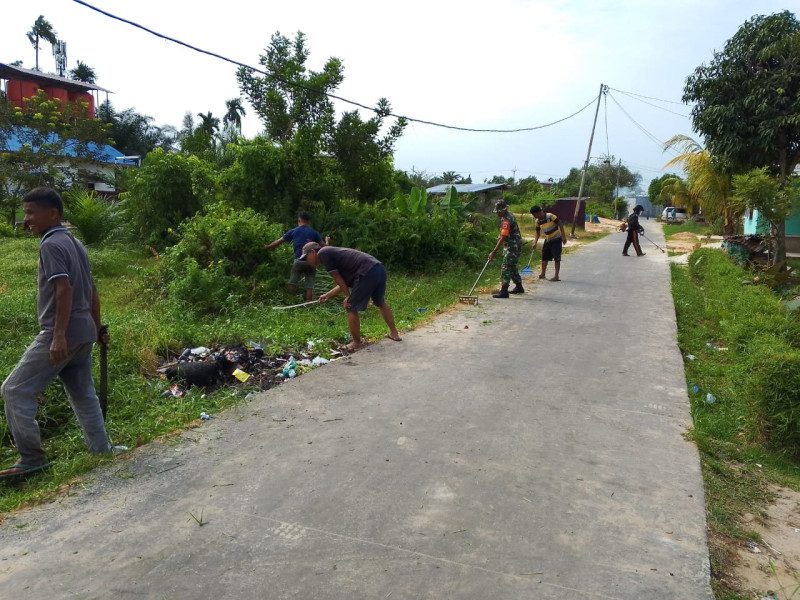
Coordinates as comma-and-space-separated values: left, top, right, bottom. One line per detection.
347, 263, 387, 312
542, 238, 563, 262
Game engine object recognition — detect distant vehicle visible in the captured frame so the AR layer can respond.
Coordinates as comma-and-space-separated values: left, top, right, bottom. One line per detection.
661, 207, 687, 223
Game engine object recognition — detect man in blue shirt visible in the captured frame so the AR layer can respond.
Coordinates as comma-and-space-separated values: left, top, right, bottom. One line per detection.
265, 212, 330, 301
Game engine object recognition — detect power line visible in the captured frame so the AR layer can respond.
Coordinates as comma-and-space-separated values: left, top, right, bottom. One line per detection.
607, 91, 679, 157
609, 87, 692, 118
71, 0, 598, 134
608, 86, 687, 106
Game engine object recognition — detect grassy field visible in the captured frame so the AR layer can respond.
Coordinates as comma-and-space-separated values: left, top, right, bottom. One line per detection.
671, 248, 800, 599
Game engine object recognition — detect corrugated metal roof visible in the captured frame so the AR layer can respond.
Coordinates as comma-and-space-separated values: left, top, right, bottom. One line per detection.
2, 128, 123, 163
426, 183, 507, 195
0, 62, 113, 94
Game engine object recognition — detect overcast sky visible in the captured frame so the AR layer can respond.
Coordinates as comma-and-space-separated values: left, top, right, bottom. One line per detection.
3, 0, 794, 189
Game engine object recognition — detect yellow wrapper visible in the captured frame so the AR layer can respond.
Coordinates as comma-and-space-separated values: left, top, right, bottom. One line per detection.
232, 368, 250, 382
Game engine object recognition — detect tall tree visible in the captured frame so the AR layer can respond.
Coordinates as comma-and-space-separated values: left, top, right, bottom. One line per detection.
683, 10, 800, 262
27, 15, 57, 71
223, 98, 246, 131
237, 31, 343, 145
69, 61, 97, 83
234, 31, 406, 209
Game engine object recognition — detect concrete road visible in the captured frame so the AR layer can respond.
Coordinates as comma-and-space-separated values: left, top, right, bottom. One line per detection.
1, 226, 713, 599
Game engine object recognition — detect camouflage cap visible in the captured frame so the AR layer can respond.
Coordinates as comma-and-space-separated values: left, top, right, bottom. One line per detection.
494, 200, 508, 213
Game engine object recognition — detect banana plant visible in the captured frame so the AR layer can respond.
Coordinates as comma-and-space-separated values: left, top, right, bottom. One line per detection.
395, 186, 430, 215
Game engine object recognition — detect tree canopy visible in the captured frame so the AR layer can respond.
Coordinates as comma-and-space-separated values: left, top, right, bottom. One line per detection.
683, 10, 800, 262
684, 11, 800, 181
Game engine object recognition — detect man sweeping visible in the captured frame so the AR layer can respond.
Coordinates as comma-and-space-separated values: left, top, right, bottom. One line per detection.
530, 205, 567, 281
488, 200, 524, 298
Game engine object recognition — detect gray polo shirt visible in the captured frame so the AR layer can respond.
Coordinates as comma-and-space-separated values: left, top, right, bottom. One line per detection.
317, 247, 380, 287
38, 226, 97, 345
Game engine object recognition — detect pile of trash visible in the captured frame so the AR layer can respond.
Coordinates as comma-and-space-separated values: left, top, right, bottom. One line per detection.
156, 341, 340, 397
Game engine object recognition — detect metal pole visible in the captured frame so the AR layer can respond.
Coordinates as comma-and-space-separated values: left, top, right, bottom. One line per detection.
570, 84, 607, 238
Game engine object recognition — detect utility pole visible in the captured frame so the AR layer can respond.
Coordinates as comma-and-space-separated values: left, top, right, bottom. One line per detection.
570, 83, 608, 238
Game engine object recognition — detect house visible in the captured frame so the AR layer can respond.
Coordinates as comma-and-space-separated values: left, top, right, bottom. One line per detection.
743, 207, 800, 254
742, 170, 800, 254
0, 62, 111, 119
1, 62, 127, 197
426, 183, 507, 213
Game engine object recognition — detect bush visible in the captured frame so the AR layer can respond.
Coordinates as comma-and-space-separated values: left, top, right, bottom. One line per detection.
64, 189, 125, 246
321, 199, 493, 271
160, 203, 287, 312
0, 222, 21, 238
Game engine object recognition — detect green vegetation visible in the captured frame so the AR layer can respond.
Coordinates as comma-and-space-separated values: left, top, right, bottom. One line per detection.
662, 221, 713, 238
0, 236, 492, 513
671, 248, 800, 597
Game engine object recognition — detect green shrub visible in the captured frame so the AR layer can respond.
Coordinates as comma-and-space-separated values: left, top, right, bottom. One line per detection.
64, 189, 125, 246
160, 203, 286, 312
0, 222, 21, 238
321, 199, 493, 271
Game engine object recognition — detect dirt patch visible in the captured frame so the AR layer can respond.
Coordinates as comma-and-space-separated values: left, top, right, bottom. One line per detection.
585, 217, 626, 233
726, 485, 800, 598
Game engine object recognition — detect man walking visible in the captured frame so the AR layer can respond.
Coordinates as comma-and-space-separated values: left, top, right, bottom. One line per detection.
265, 212, 330, 301
530, 205, 567, 281
623, 205, 646, 257
300, 242, 401, 351
488, 200, 524, 298
0, 187, 111, 479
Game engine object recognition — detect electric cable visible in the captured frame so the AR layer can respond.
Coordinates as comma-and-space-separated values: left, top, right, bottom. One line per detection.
609, 87, 691, 117
71, 0, 597, 134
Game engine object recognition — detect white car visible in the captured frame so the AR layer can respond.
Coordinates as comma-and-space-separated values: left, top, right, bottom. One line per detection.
661, 207, 687, 223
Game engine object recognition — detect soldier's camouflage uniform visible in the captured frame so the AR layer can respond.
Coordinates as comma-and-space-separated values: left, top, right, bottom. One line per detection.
500, 212, 523, 286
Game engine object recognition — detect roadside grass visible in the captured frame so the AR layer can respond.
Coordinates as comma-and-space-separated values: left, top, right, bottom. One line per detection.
0, 239, 491, 513
671, 248, 800, 599
663, 221, 714, 239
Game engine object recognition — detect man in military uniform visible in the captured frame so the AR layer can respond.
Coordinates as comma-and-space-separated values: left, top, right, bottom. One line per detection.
488, 200, 524, 298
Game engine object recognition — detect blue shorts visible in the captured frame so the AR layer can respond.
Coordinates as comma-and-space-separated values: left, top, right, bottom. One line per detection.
347, 263, 387, 312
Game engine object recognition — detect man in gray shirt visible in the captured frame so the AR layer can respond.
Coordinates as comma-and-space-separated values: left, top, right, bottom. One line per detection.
0, 187, 110, 479
300, 243, 401, 351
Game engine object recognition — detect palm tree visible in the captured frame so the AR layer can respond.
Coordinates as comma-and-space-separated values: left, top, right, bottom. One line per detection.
663, 135, 738, 234
69, 61, 97, 83
223, 98, 246, 131
196, 112, 220, 137
656, 177, 697, 214
27, 15, 58, 71
441, 171, 462, 184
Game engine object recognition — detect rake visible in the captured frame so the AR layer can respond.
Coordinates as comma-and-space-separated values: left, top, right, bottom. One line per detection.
520, 247, 536, 276
459, 257, 491, 305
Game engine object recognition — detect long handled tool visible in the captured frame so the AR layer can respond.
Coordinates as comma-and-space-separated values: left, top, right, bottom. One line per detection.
459, 257, 492, 305
520, 247, 536, 275
272, 299, 319, 310
641, 233, 665, 253
98, 324, 108, 420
